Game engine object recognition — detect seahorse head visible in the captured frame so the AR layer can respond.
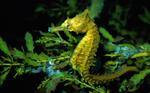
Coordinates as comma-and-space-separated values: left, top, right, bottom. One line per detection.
61, 9, 94, 34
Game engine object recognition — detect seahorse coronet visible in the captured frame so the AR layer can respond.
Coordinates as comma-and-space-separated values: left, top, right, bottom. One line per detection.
61, 9, 138, 84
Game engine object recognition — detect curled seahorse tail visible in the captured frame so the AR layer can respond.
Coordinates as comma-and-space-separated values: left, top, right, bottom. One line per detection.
81, 66, 138, 84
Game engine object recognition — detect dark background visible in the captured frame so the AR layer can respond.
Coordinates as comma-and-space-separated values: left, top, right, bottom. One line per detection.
2, 0, 150, 46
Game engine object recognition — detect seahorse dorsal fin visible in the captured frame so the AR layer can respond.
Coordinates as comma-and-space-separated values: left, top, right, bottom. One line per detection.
82, 9, 89, 16
77, 9, 89, 18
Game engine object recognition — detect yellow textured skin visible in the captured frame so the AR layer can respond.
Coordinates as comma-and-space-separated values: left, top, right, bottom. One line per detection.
61, 9, 138, 84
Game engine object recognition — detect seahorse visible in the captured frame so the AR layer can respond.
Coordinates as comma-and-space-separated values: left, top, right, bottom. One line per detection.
60, 9, 138, 84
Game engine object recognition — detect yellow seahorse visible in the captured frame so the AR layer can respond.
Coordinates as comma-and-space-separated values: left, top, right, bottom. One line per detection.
60, 9, 138, 84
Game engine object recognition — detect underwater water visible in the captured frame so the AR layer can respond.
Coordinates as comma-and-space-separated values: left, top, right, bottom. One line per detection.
1, 0, 150, 93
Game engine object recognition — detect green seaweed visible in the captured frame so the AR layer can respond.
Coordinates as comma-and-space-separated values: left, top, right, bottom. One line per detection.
0, 37, 10, 56
25, 32, 34, 52
0, 1, 150, 93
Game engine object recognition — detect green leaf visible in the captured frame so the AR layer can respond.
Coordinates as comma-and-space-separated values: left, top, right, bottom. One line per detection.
99, 27, 114, 42
67, 0, 77, 13
24, 58, 39, 66
140, 43, 150, 52
0, 67, 10, 86
131, 52, 150, 58
63, 29, 77, 43
0, 37, 10, 56
25, 32, 34, 52
35, 4, 46, 13
38, 53, 49, 62
119, 80, 128, 92
144, 8, 150, 21
104, 53, 122, 57
14, 67, 25, 78
38, 73, 65, 93
12, 48, 25, 59
114, 36, 124, 42
104, 42, 117, 51
128, 69, 150, 92
89, 0, 104, 19
45, 78, 61, 93
139, 15, 150, 24
119, 43, 135, 49
138, 8, 150, 24
26, 52, 39, 60
28, 52, 48, 63
25, 53, 40, 66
